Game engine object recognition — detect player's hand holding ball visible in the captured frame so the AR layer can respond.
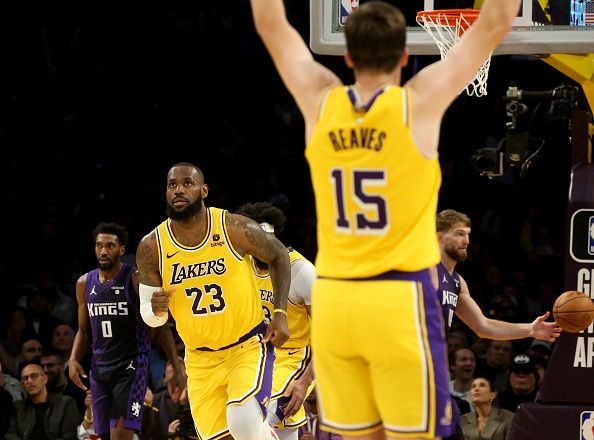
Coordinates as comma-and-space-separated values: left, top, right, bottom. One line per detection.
553, 290, 594, 333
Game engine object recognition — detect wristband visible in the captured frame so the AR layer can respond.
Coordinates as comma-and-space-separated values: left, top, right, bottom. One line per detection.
140, 283, 168, 327
273, 309, 287, 316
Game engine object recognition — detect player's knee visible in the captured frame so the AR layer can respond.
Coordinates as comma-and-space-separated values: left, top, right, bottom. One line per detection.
275, 427, 298, 440
227, 403, 266, 440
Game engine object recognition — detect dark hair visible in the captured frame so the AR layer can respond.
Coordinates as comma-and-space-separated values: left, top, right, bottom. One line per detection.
170, 162, 204, 181
235, 202, 287, 237
92, 222, 129, 247
345, 1, 406, 73
41, 348, 65, 362
448, 346, 475, 367
474, 376, 495, 393
436, 209, 471, 232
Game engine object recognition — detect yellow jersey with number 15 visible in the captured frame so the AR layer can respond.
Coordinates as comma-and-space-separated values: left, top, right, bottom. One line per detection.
155, 207, 263, 350
305, 85, 441, 279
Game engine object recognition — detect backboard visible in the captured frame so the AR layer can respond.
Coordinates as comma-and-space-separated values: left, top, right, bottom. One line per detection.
310, 0, 594, 56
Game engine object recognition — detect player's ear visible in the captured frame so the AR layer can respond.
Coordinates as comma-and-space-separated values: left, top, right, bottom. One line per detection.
201, 183, 209, 199
119, 245, 126, 257
399, 48, 409, 68
436, 231, 444, 244
344, 51, 354, 69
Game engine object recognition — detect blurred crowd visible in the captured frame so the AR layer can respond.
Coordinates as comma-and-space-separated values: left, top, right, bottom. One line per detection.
0, 2, 572, 439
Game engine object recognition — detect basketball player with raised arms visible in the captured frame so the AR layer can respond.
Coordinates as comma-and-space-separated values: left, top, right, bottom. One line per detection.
236, 201, 316, 440
437, 209, 560, 341
68, 222, 182, 440
250, 0, 522, 439
136, 162, 291, 440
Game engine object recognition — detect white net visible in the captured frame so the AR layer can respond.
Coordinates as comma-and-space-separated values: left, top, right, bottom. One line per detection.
416, 11, 491, 97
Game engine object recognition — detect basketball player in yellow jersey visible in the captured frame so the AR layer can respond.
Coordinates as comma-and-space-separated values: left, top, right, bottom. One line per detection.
236, 202, 316, 440
136, 162, 291, 440
250, 0, 521, 439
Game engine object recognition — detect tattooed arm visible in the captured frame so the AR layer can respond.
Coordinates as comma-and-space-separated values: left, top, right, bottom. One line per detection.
226, 212, 291, 346
136, 231, 174, 326
136, 231, 162, 287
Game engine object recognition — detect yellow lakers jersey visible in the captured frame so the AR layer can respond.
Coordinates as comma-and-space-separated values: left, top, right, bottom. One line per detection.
251, 249, 310, 349
155, 207, 263, 350
305, 85, 441, 278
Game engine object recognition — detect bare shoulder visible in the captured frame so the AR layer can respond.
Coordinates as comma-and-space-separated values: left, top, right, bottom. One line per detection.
136, 230, 158, 270
225, 212, 282, 262
458, 274, 469, 293
225, 212, 248, 231
75, 273, 88, 303
76, 273, 88, 288
225, 212, 264, 247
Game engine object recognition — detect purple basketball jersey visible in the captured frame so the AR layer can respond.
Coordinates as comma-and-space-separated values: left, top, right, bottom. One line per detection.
86, 264, 151, 370
437, 262, 461, 337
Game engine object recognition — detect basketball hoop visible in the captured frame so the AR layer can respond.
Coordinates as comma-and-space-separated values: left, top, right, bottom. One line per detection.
416, 10, 490, 97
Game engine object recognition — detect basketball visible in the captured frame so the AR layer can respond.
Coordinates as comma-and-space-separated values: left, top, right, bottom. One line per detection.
552, 291, 594, 333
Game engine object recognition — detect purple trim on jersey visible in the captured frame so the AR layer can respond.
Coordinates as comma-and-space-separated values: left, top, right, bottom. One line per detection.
347, 86, 389, 113
437, 262, 461, 338
417, 277, 455, 438
195, 322, 267, 351
319, 268, 432, 283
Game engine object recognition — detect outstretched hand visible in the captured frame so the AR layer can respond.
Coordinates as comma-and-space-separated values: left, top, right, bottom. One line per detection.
68, 358, 88, 391
264, 313, 289, 347
532, 311, 562, 342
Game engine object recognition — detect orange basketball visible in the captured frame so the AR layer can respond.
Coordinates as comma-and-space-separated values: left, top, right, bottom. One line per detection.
552, 291, 594, 333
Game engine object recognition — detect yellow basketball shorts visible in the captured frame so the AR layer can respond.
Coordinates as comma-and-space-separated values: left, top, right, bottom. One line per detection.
185, 325, 275, 440
270, 345, 314, 429
311, 270, 454, 439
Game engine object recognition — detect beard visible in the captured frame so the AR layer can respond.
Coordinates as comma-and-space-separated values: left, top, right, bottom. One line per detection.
444, 243, 468, 262
166, 195, 203, 220
98, 258, 116, 271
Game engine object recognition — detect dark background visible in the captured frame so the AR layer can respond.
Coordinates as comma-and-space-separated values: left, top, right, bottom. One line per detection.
0, 1, 582, 325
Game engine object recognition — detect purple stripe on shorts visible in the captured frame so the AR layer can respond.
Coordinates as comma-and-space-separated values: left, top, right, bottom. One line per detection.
255, 340, 276, 416
419, 278, 455, 438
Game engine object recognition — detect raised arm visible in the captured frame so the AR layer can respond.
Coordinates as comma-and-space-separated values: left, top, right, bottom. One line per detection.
68, 274, 91, 390
406, 0, 522, 156
455, 276, 561, 341
226, 212, 291, 346
250, 0, 341, 131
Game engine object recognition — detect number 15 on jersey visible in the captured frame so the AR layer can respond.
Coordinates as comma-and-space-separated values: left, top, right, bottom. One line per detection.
330, 168, 389, 235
